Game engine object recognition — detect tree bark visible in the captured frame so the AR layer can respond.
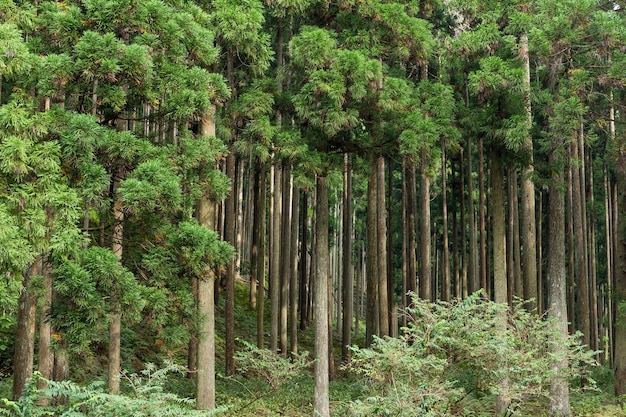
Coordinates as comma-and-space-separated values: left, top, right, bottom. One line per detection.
547, 155, 572, 416
270, 159, 282, 353
377, 156, 389, 336
313, 175, 330, 417
492, 151, 510, 415
196, 106, 218, 410
366, 156, 379, 345
441, 138, 450, 302
253, 161, 267, 348
519, 32, 538, 311
11, 263, 38, 401
37, 260, 54, 405
571, 138, 590, 347
289, 186, 300, 355
342, 154, 354, 363
419, 157, 432, 301
479, 139, 488, 296
224, 152, 236, 376
280, 165, 292, 355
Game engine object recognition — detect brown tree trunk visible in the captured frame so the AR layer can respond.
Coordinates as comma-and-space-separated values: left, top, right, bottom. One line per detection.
280, 165, 292, 355
467, 138, 478, 294
37, 260, 54, 405
441, 138, 451, 301
571, 139, 590, 347
492, 151, 510, 415
290, 186, 300, 355
12, 262, 38, 400
224, 152, 236, 376
270, 159, 282, 353
313, 176, 330, 417
547, 155, 572, 416
520, 33, 538, 311
366, 156, 379, 345
253, 161, 267, 348
196, 107, 218, 410
342, 154, 354, 363
300, 191, 309, 331
377, 156, 389, 336
479, 139, 487, 295
419, 157, 432, 301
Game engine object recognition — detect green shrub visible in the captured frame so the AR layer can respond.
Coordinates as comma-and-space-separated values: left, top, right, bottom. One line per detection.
343, 292, 597, 416
0, 361, 227, 417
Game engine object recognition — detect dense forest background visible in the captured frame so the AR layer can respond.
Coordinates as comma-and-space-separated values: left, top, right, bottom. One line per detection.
2, 0, 626, 415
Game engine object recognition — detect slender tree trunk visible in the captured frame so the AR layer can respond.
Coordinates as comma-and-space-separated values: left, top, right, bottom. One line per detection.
300, 191, 309, 331
406, 157, 417, 298
467, 138, 478, 294
571, 139, 590, 347
270, 160, 282, 353
314, 176, 330, 417
188, 277, 198, 378
511, 170, 523, 299
196, 107, 218, 410
377, 157, 389, 336
253, 161, 267, 348
419, 157, 432, 301
547, 156, 571, 416
366, 156, 379, 345
520, 33, 538, 311
587, 151, 598, 356
289, 186, 300, 355
280, 165, 292, 355
11, 262, 38, 401
492, 151, 510, 415
479, 139, 488, 296
342, 154, 353, 363
37, 260, 54, 405
224, 152, 236, 376
387, 159, 395, 336
567, 162, 576, 334
441, 138, 450, 301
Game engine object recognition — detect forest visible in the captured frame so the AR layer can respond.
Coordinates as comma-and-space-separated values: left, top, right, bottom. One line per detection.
1, 0, 626, 415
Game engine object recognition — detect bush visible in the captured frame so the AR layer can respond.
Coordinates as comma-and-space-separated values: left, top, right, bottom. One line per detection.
0, 361, 227, 417
343, 291, 597, 416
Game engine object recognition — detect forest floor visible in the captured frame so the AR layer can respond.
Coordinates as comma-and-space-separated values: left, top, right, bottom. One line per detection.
1, 281, 625, 416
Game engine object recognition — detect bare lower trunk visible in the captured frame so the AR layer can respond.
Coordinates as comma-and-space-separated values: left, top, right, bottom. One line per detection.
441, 139, 450, 301
342, 154, 354, 362
280, 166, 292, 355
12, 264, 38, 400
365, 156, 379, 345
419, 158, 432, 301
492, 152, 510, 415
224, 152, 236, 376
377, 157, 389, 336
313, 176, 330, 417
253, 162, 267, 348
270, 160, 282, 353
289, 186, 300, 355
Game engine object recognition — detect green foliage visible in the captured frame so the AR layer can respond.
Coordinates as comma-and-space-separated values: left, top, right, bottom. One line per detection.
344, 292, 597, 416
0, 363, 227, 417
235, 339, 313, 390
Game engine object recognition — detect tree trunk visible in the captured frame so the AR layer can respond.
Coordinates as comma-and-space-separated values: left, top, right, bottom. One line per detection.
313, 176, 330, 417
467, 137, 478, 294
492, 151, 510, 415
547, 155, 571, 416
300, 191, 309, 331
571, 139, 590, 347
196, 107, 218, 410
224, 152, 236, 376
290, 186, 300, 355
366, 156, 379, 345
253, 161, 267, 348
270, 160, 282, 353
419, 157, 432, 301
406, 157, 417, 298
37, 260, 54, 405
479, 139, 487, 296
377, 157, 389, 336
519, 32, 538, 311
280, 165, 292, 355
12, 263, 38, 401
342, 154, 354, 363
441, 138, 451, 302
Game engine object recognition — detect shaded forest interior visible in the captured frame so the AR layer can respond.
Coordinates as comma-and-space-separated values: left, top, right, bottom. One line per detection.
2, 0, 626, 416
